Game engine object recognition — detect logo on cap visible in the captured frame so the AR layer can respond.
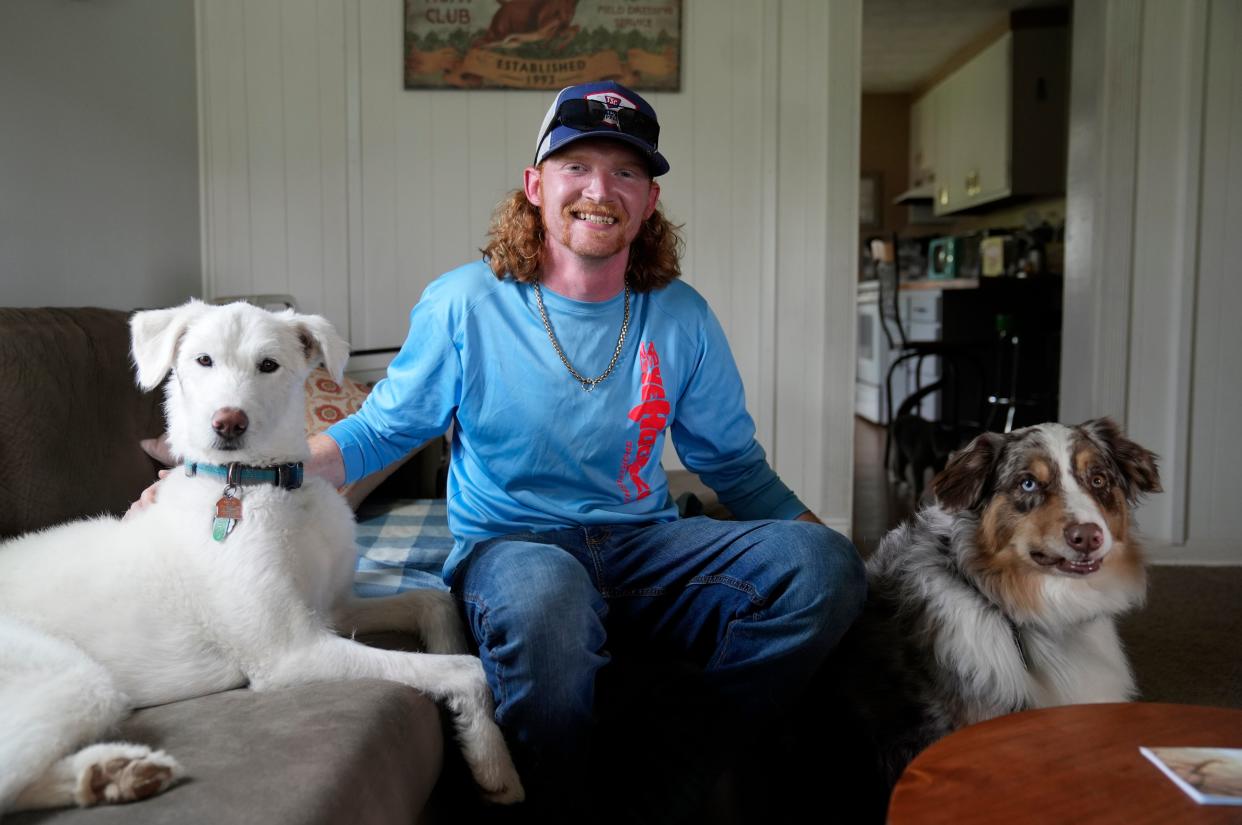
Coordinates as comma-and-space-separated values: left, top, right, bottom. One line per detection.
585, 90, 637, 128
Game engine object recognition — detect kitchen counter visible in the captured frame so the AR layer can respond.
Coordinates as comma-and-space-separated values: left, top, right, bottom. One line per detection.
901, 278, 978, 291
858, 278, 979, 294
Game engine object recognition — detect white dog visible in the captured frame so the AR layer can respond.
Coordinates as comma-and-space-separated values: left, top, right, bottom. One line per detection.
0, 300, 523, 813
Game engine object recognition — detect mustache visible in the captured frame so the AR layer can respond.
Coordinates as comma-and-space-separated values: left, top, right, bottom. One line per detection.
562, 201, 625, 222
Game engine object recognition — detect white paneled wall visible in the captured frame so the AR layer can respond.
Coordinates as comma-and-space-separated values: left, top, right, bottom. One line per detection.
198, 0, 351, 333
198, 0, 861, 531
1064, 0, 1242, 563
1186, 0, 1242, 562
772, 0, 860, 527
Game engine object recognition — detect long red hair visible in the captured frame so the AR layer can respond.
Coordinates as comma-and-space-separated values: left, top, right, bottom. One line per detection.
481, 189, 684, 292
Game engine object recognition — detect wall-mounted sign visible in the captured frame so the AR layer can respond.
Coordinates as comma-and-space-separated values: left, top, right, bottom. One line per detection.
405, 0, 681, 91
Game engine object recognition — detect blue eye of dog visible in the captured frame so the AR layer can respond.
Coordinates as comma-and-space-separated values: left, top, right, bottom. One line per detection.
196, 355, 213, 367
258, 359, 280, 374
1019, 477, 1038, 493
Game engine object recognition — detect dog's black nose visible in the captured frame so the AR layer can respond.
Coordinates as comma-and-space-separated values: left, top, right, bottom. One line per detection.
1064, 522, 1104, 553
212, 408, 249, 439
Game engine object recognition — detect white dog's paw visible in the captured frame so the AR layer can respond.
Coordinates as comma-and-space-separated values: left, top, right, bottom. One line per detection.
71, 743, 183, 807
474, 750, 525, 805
439, 664, 524, 804
466, 711, 525, 804
458, 715, 524, 805
447, 680, 524, 805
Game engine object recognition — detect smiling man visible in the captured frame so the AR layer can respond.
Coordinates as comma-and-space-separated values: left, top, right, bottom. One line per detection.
309, 81, 865, 821
529, 140, 655, 269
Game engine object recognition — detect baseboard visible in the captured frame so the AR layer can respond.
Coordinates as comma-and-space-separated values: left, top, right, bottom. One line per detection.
1145, 536, 1242, 566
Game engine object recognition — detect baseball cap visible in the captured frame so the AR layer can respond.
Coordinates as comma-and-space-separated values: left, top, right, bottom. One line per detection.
533, 81, 670, 177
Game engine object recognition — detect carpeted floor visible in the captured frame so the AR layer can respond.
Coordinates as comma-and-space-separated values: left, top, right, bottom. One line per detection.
1120, 564, 1242, 709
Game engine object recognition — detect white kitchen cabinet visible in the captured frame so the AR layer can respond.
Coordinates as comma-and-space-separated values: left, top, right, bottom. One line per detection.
969, 34, 1013, 206
908, 85, 939, 192
924, 14, 1068, 215
935, 34, 1014, 213
933, 68, 965, 212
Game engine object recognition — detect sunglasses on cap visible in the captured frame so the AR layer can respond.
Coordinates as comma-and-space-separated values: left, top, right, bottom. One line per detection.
544, 98, 661, 148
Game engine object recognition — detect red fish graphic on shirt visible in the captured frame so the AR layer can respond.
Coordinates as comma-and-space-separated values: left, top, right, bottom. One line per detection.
617, 342, 668, 501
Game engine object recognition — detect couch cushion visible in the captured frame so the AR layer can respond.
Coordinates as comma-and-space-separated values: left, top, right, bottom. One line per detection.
0, 307, 165, 538
6, 679, 444, 825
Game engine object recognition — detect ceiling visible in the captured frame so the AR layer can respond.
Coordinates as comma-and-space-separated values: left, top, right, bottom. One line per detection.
861, 0, 1067, 93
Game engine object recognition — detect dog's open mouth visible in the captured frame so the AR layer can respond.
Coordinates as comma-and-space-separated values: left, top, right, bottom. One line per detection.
213, 438, 243, 452
1030, 551, 1102, 576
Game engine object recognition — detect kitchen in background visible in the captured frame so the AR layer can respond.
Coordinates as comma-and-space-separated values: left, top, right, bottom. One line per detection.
857, 2, 1070, 499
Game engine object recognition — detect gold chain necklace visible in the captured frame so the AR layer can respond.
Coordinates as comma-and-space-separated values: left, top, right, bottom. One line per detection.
533, 281, 630, 392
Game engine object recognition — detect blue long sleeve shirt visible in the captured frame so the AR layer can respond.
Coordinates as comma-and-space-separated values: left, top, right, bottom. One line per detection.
327, 260, 806, 582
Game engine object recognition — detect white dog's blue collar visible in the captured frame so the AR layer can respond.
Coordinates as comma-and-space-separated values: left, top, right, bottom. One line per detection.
185, 461, 304, 490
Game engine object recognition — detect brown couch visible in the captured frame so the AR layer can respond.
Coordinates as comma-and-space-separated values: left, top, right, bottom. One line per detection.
1, 307, 446, 825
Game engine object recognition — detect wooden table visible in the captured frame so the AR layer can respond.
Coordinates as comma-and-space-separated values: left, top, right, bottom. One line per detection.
889, 703, 1242, 824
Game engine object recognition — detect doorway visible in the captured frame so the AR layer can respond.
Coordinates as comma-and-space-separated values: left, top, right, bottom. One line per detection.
853, 0, 1072, 553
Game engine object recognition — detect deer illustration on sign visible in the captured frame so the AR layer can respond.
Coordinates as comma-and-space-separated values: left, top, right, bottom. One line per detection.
474, 0, 581, 51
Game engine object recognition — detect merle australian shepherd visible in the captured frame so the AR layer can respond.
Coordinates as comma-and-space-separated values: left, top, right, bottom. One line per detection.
815, 418, 1161, 822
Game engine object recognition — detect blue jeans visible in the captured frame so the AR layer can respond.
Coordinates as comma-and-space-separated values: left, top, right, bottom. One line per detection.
450, 516, 866, 762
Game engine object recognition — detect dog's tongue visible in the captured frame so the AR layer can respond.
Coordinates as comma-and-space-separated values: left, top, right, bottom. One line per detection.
1056, 557, 1101, 575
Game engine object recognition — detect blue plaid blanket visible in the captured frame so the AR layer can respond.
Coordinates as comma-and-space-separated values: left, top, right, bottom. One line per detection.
353, 498, 452, 596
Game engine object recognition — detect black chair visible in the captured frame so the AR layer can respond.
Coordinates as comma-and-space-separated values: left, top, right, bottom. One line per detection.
978, 313, 1048, 434
874, 239, 983, 500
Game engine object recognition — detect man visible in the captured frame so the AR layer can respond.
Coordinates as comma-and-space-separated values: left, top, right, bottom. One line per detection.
312, 80, 864, 818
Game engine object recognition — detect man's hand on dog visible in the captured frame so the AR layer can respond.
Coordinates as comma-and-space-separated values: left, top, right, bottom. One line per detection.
125, 469, 170, 521
125, 434, 176, 520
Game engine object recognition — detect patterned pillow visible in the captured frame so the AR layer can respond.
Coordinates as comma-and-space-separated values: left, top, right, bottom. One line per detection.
304, 367, 372, 436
